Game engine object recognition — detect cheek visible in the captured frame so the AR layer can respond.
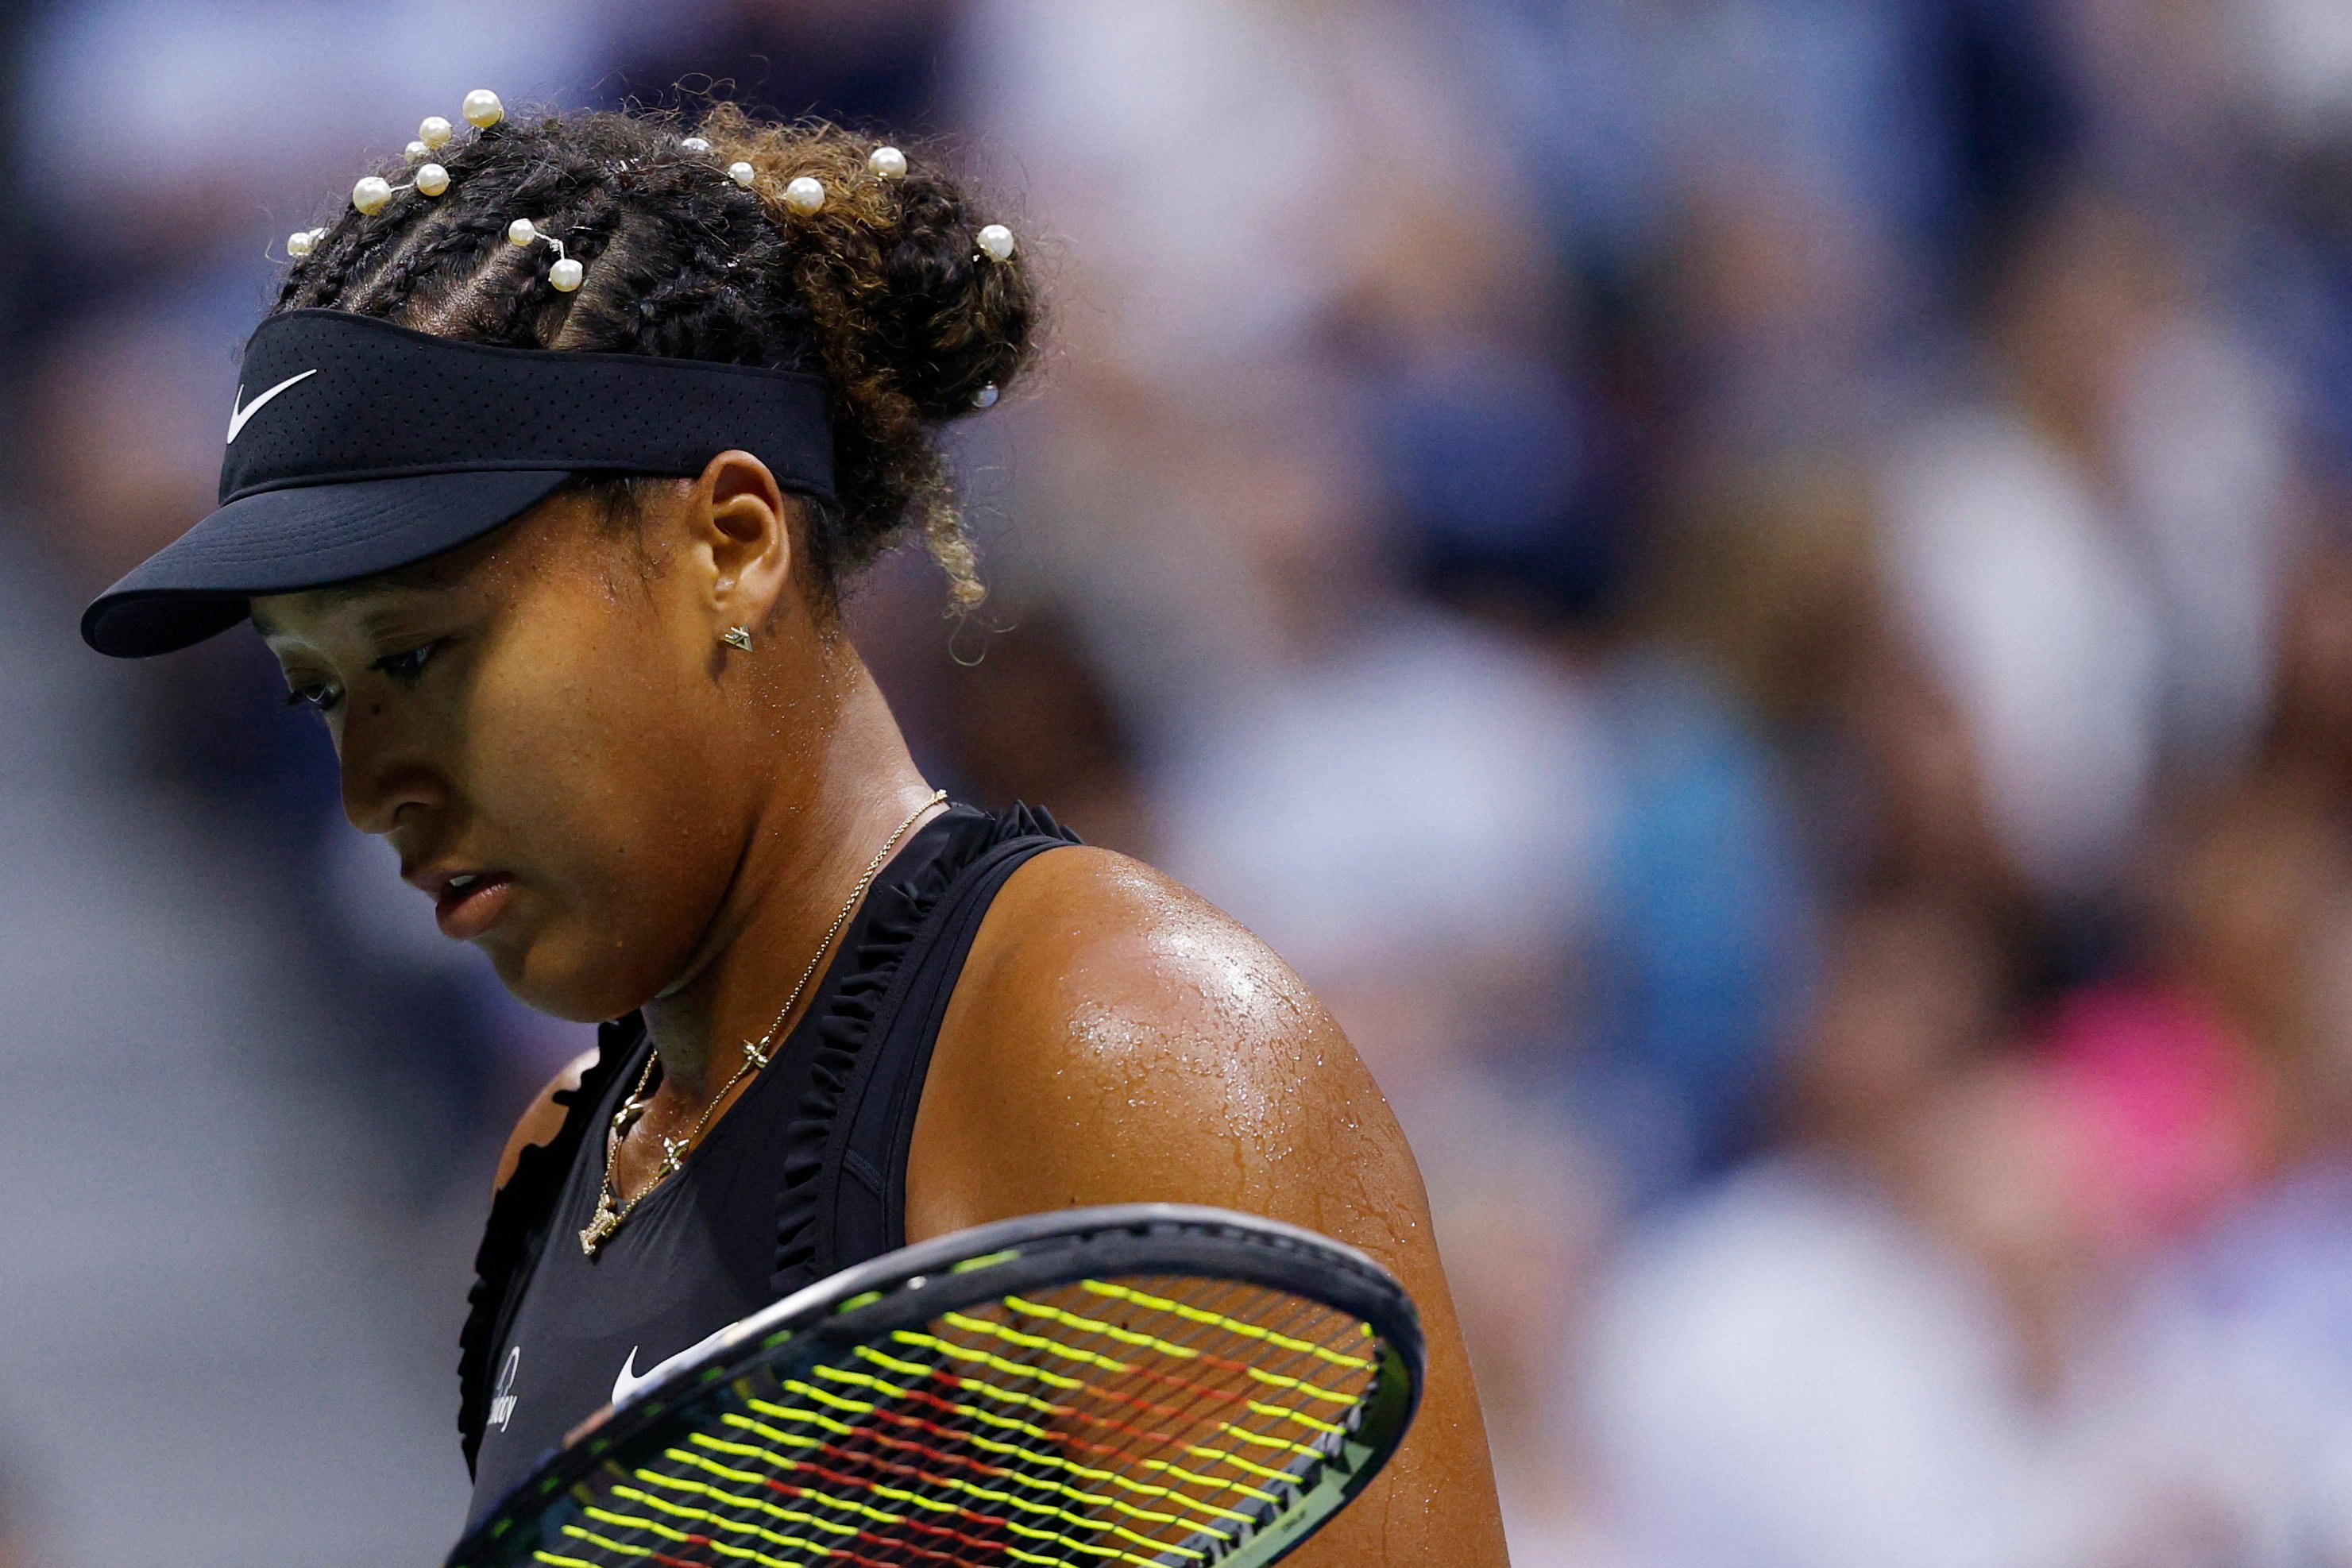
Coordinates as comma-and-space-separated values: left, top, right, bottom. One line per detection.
465, 598, 745, 1011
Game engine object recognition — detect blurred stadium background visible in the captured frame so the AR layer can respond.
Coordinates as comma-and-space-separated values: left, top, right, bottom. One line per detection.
3, 0, 2350, 1562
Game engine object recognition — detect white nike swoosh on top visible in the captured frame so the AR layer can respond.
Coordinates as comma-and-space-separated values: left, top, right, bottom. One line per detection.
611, 1316, 750, 1410
612, 1346, 653, 1406
225, 369, 318, 445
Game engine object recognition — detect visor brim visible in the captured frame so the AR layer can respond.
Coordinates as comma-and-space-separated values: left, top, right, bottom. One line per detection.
81, 468, 574, 658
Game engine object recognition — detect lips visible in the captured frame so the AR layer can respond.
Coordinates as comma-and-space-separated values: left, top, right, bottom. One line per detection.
433, 871, 515, 940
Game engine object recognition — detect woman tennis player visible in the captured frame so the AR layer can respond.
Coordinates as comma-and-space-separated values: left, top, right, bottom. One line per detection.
81, 98, 1508, 1560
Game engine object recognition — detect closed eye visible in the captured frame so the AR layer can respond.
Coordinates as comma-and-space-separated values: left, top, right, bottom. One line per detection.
371, 639, 442, 683
279, 638, 447, 716
282, 680, 339, 714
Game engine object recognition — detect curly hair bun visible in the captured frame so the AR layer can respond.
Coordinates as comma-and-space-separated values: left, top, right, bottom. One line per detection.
694, 107, 1037, 424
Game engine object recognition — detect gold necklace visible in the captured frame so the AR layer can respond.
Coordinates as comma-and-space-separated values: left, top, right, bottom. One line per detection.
579, 789, 948, 1257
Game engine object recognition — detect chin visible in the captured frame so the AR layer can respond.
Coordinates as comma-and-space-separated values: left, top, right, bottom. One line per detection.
479, 925, 658, 1024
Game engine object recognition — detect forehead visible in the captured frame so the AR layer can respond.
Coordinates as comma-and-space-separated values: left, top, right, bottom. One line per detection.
248, 522, 521, 639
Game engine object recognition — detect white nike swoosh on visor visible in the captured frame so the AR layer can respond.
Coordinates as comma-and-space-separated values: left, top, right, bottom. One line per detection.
225, 368, 318, 445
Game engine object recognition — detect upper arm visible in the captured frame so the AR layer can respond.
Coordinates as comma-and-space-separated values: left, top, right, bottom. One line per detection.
909, 846, 1510, 1566
912, 847, 1413, 1232
494, 1047, 599, 1194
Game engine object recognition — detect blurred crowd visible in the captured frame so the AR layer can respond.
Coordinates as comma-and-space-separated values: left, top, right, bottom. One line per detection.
7, 0, 2352, 1562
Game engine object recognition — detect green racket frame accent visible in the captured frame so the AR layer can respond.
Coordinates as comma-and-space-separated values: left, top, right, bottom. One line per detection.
447, 1204, 1425, 1568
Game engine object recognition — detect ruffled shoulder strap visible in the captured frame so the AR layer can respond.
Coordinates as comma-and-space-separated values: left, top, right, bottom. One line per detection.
773, 801, 1081, 1285
454, 1014, 641, 1473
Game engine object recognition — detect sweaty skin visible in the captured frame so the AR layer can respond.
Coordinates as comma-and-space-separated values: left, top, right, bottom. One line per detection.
263, 453, 1508, 1562
910, 848, 1512, 1564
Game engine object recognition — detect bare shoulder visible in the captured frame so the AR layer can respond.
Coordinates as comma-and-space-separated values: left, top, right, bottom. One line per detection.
910, 844, 1512, 1563
492, 1046, 600, 1194
961, 843, 1334, 1057
912, 844, 1423, 1247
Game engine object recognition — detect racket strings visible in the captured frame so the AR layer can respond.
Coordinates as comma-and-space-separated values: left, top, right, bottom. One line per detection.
881, 1276, 1377, 1554
879, 1283, 1369, 1563
529, 1275, 1382, 1566
732, 1285, 1353, 1559
800, 1276, 1347, 1519
994, 1278, 1374, 1507
880, 1277, 1359, 1527
686, 1316, 1364, 1568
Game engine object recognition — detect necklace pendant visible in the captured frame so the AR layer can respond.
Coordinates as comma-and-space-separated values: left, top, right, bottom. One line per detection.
742, 1037, 772, 1069
581, 1193, 622, 1257
658, 1136, 689, 1176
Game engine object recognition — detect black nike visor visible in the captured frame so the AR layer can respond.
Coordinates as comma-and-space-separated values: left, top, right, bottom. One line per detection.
81, 310, 837, 658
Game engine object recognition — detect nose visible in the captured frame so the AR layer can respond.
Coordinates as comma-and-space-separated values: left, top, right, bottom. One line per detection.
336, 704, 446, 836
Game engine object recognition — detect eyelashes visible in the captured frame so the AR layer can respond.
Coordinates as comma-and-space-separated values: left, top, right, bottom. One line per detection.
375, 642, 439, 682
280, 639, 447, 716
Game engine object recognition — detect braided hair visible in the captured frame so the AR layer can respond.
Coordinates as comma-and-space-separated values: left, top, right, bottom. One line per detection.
276, 105, 1039, 608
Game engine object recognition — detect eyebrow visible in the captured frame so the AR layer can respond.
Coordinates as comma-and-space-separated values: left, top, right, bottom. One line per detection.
250, 559, 465, 639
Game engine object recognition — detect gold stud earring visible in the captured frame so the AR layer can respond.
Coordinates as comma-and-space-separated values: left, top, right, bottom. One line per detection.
721, 625, 754, 652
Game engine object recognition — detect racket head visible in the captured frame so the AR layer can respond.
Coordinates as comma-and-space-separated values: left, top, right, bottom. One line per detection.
449, 1203, 1424, 1568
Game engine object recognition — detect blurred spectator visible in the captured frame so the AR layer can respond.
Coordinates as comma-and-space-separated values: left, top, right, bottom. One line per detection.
1580, 898, 2143, 1566
1575, 651, 1816, 1190
925, 606, 1152, 855
2105, 554, 2352, 1561
1883, 182, 2293, 903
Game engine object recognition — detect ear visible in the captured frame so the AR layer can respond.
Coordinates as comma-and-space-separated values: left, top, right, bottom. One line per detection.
685, 450, 795, 637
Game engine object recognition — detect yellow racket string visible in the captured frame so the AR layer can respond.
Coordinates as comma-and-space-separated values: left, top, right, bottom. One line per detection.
1072, 1280, 1375, 1370
969, 1280, 1384, 1509
787, 1365, 1260, 1522
713, 1401, 1226, 1558
819, 1354, 1329, 1462
508, 1273, 1385, 1568
878, 1331, 1292, 1504
749, 1373, 1269, 1524
994, 1296, 1356, 1431
933, 1307, 1361, 1414
575, 1439, 1192, 1568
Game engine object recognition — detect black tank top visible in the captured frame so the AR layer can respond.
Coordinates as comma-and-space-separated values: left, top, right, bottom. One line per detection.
455, 801, 1079, 1522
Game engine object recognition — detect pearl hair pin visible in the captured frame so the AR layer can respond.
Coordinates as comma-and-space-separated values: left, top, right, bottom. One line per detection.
287, 226, 325, 258
720, 159, 828, 218
976, 223, 1016, 262
350, 92, 503, 217
680, 136, 712, 153
868, 145, 908, 180
507, 217, 585, 292
353, 157, 454, 214
973, 384, 1000, 409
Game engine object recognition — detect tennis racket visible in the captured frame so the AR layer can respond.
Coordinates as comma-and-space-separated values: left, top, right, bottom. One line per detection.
448, 1203, 1424, 1568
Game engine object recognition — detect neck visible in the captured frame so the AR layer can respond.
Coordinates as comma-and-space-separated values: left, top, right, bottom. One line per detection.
640, 635, 937, 1098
